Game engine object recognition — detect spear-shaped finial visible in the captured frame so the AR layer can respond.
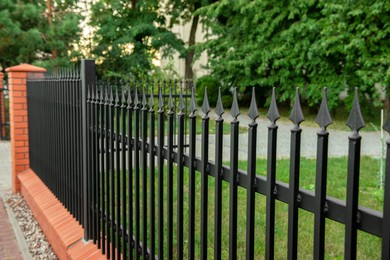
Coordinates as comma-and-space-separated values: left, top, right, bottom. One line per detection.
346, 87, 365, 133
168, 87, 174, 111
248, 87, 259, 122
121, 87, 126, 108
115, 86, 120, 106
230, 87, 240, 120
315, 88, 333, 130
289, 88, 305, 126
134, 85, 139, 107
190, 87, 197, 116
142, 87, 147, 109
267, 87, 280, 124
127, 85, 132, 109
109, 86, 114, 105
149, 88, 155, 109
178, 88, 185, 114
215, 87, 224, 119
202, 87, 211, 116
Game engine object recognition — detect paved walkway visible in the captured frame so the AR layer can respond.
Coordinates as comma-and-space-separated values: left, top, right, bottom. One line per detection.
196, 111, 384, 161
0, 141, 24, 260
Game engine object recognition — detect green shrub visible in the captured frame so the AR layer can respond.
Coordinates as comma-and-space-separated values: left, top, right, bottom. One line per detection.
196, 75, 219, 107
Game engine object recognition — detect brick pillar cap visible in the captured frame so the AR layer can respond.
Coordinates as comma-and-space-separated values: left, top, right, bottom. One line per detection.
6, 63, 47, 73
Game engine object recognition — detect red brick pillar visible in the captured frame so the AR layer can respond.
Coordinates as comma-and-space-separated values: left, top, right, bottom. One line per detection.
6, 64, 46, 193
0, 72, 5, 138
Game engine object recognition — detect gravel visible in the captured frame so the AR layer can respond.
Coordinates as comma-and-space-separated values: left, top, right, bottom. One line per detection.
5, 192, 58, 260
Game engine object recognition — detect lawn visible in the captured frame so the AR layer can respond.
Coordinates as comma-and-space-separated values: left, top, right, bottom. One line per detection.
104, 155, 383, 259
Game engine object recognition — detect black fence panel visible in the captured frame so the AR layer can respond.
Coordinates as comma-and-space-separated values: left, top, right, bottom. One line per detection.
26, 59, 390, 260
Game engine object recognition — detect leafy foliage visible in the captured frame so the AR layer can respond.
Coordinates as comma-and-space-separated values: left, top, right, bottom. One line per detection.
0, 0, 82, 70
198, 0, 390, 111
90, 0, 184, 79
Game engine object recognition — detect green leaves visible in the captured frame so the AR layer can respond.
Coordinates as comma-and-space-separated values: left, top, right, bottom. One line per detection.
199, 0, 390, 112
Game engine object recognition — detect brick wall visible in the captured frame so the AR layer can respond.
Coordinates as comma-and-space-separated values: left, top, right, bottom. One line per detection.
5, 64, 46, 192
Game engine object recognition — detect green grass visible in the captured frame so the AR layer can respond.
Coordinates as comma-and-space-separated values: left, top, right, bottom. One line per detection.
102, 156, 383, 259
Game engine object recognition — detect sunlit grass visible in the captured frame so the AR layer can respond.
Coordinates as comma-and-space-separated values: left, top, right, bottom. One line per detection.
101, 156, 383, 259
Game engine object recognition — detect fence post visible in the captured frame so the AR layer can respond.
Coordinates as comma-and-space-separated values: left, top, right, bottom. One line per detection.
81, 59, 96, 240
5, 64, 46, 193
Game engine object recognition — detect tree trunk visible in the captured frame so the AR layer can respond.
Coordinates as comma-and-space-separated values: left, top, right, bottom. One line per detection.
185, 14, 199, 80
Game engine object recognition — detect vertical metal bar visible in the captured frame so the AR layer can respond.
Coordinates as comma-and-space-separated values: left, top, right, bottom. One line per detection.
100, 86, 106, 252
121, 88, 127, 259
149, 88, 156, 259
265, 88, 279, 260
287, 88, 304, 260
141, 88, 148, 259
115, 87, 121, 260
200, 89, 211, 260
105, 87, 111, 259
344, 89, 365, 260
177, 90, 185, 259
81, 60, 96, 240
134, 87, 141, 259
167, 89, 174, 259
313, 89, 332, 260
229, 89, 240, 260
188, 88, 196, 260
157, 87, 165, 259
214, 88, 224, 260
383, 102, 390, 258
95, 85, 101, 248
89, 85, 96, 241
109, 87, 116, 260
127, 85, 134, 260
245, 88, 259, 260
382, 131, 390, 259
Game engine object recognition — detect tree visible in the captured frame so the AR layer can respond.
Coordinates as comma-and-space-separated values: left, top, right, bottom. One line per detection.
90, 0, 184, 79
164, 0, 216, 80
199, 0, 390, 111
0, 0, 82, 70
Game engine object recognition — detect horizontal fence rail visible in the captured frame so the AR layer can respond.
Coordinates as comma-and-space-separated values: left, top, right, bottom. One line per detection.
27, 59, 390, 259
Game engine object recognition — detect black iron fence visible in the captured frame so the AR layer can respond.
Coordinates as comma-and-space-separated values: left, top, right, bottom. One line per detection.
26, 60, 390, 259
0, 80, 10, 140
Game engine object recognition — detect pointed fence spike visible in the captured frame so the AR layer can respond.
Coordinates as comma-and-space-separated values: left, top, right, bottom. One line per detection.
158, 86, 164, 110
202, 87, 211, 115
100, 85, 104, 102
168, 87, 174, 111
142, 87, 147, 108
127, 85, 132, 108
248, 87, 259, 122
149, 88, 155, 108
215, 87, 224, 118
289, 88, 305, 126
104, 86, 109, 103
230, 87, 240, 119
190, 87, 197, 114
315, 88, 333, 129
121, 87, 126, 105
87, 85, 91, 100
346, 87, 365, 132
134, 86, 139, 106
109, 86, 114, 104
178, 88, 185, 113
267, 87, 280, 124
115, 86, 120, 105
